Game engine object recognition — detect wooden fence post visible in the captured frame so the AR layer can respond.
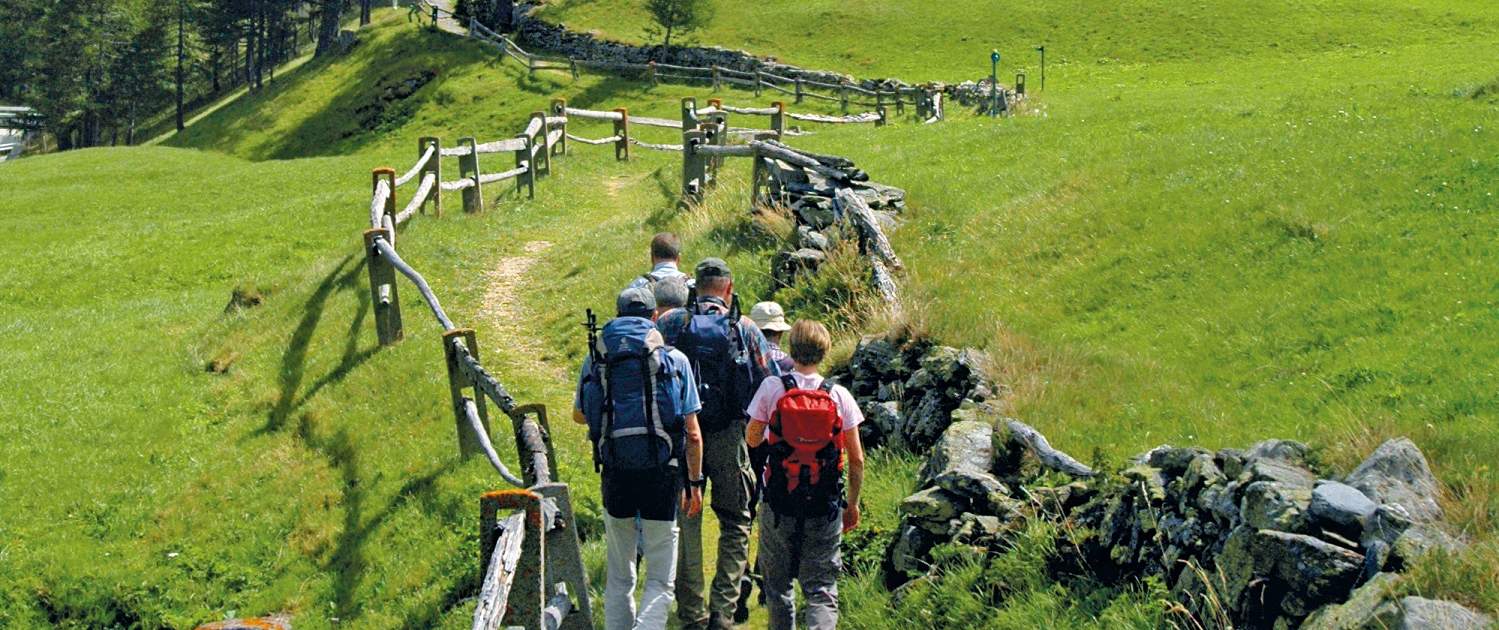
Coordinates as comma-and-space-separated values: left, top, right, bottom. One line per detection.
875, 89, 884, 114
515, 133, 535, 199
840, 83, 849, 113
751, 154, 766, 206
648, 61, 658, 86
614, 108, 629, 161
679, 96, 696, 130
681, 128, 706, 206
569, 57, 578, 80
877, 105, 888, 127
711, 65, 721, 91
457, 137, 484, 213
528, 56, 536, 78
794, 77, 804, 104
443, 329, 489, 458
895, 89, 905, 115
551, 98, 568, 156
373, 167, 396, 227
770, 101, 785, 140
754, 69, 763, 96
531, 111, 551, 177
418, 136, 441, 216
363, 228, 403, 346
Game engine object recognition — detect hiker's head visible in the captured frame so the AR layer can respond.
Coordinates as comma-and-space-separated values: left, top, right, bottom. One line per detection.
750, 301, 791, 343
652, 277, 689, 319
787, 320, 831, 368
616, 286, 656, 319
694, 257, 733, 299
650, 232, 682, 265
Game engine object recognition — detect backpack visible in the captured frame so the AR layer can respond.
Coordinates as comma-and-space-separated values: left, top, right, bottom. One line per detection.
764, 375, 845, 519
580, 317, 684, 474
674, 293, 754, 431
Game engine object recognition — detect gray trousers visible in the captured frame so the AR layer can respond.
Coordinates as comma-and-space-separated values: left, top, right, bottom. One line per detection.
605, 516, 678, 630
675, 421, 754, 626
758, 503, 843, 630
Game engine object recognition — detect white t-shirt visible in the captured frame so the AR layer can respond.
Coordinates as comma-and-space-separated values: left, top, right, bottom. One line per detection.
746, 372, 863, 433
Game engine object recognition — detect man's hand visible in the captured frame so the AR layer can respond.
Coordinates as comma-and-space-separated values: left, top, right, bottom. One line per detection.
681, 487, 703, 518
842, 503, 861, 533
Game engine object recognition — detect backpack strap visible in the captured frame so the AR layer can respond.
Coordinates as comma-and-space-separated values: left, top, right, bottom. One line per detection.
780, 374, 799, 392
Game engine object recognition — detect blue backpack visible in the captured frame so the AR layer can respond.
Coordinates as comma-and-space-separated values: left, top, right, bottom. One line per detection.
675, 294, 755, 432
581, 317, 684, 473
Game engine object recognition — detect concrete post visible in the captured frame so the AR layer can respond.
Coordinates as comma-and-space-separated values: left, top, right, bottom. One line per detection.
681, 128, 706, 206
614, 108, 629, 161
680, 96, 697, 130
648, 61, 658, 86
795, 78, 804, 104
754, 69, 763, 96
363, 228, 403, 346
418, 136, 441, 216
443, 329, 489, 458
457, 137, 484, 213
535, 482, 594, 630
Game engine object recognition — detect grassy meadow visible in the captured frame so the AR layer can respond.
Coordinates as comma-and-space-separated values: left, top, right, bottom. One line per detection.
1, 0, 1497, 627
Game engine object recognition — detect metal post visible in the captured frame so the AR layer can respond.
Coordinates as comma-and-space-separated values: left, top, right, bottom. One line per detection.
457, 137, 483, 213
613, 108, 629, 161
418, 136, 441, 216
770, 101, 785, 140
363, 228, 403, 345
1036, 45, 1046, 91
990, 49, 1001, 117
551, 99, 568, 155
443, 329, 488, 457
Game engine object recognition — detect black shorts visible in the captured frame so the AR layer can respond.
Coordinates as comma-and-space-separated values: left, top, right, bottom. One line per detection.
602, 467, 681, 521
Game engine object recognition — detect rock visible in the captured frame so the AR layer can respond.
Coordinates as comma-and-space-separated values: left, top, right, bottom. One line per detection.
1373, 597, 1493, 629
898, 389, 956, 453
796, 225, 830, 251
225, 283, 264, 312
900, 487, 964, 527
1123, 465, 1168, 503
1241, 458, 1316, 488
1217, 527, 1363, 622
858, 400, 900, 449
1026, 482, 1093, 513
918, 420, 994, 485
848, 336, 908, 396
791, 196, 837, 229
1301, 571, 1403, 630
1363, 503, 1416, 548
1217, 448, 1249, 478
1182, 454, 1227, 499
1245, 439, 1310, 466
885, 523, 938, 585
1240, 481, 1312, 532
1390, 525, 1464, 568
850, 180, 906, 211
1345, 438, 1443, 524
1144, 445, 1212, 476
771, 248, 825, 289
1310, 480, 1377, 537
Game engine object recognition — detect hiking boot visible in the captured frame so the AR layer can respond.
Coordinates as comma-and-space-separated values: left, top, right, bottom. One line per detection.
733, 578, 752, 623
708, 612, 736, 630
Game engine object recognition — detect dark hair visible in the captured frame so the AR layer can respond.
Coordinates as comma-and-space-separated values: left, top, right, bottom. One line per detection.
787, 320, 831, 366
650, 232, 681, 261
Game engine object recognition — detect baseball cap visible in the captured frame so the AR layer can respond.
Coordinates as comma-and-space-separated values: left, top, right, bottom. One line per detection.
694, 257, 732, 283
749, 301, 791, 332
616, 286, 656, 317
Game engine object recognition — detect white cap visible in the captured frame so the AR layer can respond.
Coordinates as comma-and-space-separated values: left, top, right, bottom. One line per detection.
749, 301, 791, 332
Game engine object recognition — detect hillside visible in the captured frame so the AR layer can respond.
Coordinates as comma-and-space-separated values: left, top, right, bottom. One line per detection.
1, 1, 1497, 628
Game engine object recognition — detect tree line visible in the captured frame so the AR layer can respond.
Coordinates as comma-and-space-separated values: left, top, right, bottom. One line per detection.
0, 0, 378, 150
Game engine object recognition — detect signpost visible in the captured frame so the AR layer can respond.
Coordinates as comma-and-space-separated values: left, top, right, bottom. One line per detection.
1035, 45, 1046, 91
989, 49, 1001, 117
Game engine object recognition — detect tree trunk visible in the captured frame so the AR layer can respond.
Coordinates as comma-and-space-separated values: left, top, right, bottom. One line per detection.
316, 0, 342, 56
211, 44, 222, 94
175, 0, 185, 131
360, 0, 371, 26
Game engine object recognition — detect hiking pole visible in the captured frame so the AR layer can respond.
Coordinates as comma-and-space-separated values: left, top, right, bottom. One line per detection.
583, 308, 604, 472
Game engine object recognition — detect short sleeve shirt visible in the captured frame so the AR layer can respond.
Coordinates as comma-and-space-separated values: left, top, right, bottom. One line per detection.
626, 261, 694, 291
746, 372, 863, 433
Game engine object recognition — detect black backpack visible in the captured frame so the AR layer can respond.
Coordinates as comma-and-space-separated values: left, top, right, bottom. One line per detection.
674, 292, 755, 431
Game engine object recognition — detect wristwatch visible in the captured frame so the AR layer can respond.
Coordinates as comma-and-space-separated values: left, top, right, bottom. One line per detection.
688, 476, 706, 488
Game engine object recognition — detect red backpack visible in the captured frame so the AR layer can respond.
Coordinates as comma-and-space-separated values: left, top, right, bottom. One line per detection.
765, 375, 845, 518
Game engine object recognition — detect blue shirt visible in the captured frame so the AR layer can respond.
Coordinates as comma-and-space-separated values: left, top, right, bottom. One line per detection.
655, 298, 783, 396
626, 261, 694, 291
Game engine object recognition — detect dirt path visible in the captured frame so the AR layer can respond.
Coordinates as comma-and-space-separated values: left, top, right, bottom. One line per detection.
479, 240, 555, 369
426, 0, 469, 36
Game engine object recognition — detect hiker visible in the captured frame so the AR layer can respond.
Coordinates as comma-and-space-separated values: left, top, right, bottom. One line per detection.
629, 232, 694, 291
736, 301, 795, 619
653, 276, 690, 320
655, 258, 782, 630
749, 301, 795, 373
745, 320, 866, 630
574, 287, 706, 630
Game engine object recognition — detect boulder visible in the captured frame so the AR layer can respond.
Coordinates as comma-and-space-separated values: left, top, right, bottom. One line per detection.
1245, 439, 1310, 466
885, 523, 938, 585
791, 196, 837, 229
847, 336, 908, 396
900, 486, 964, 529
1241, 458, 1316, 488
898, 389, 955, 453
1372, 597, 1493, 629
1390, 525, 1464, 568
1217, 527, 1364, 622
1239, 481, 1312, 532
950, 512, 1004, 543
796, 225, 831, 251
1345, 438, 1443, 524
858, 400, 900, 449
918, 419, 995, 486
771, 248, 825, 289
849, 180, 907, 211
1301, 571, 1403, 630
1310, 480, 1377, 537
1143, 445, 1212, 476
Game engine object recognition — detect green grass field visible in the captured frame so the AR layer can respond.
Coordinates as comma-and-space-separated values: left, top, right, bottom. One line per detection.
2, 1, 1497, 627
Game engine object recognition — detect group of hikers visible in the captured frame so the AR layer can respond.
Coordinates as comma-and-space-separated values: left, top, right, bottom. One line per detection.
571, 233, 867, 630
